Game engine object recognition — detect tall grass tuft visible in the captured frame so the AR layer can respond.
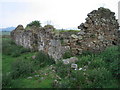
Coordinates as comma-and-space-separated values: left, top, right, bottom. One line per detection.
34, 51, 55, 68
2, 38, 31, 57
11, 59, 34, 79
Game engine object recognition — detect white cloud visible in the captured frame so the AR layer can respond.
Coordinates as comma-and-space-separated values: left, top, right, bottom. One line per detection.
0, 0, 119, 29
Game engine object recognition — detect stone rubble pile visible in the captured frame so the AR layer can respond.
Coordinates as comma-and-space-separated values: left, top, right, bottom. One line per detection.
62, 57, 78, 64
69, 7, 119, 54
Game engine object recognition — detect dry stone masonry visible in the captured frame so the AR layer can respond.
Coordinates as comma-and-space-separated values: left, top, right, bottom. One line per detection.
11, 7, 120, 61
70, 7, 119, 54
11, 25, 69, 61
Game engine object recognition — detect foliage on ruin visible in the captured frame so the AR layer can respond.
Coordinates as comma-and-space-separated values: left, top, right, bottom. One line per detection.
2, 37, 120, 88
26, 20, 41, 29
2, 7, 120, 88
53, 46, 120, 88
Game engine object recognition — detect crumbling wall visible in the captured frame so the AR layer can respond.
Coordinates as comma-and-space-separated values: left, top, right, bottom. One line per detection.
11, 7, 120, 61
11, 25, 69, 61
69, 7, 119, 54
11, 25, 36, 49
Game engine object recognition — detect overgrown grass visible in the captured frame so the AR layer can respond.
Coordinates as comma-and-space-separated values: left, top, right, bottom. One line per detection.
34, 51, 55, 69
2, 37, 120, 88
2, 38, 31, 57
53, 45, 120, 88
2, 37, 55, 88
11, 59, 34, 79
62, 50, 73, 59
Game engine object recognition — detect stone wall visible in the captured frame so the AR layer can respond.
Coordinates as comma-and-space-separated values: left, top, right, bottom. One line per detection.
11, 7, 120, 61
11, 25, 69, 61
69, 7, 119, 54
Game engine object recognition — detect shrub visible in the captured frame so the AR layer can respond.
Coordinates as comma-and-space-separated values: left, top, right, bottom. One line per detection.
88, 58, 105, 69
2, 73, 12, 87
99, 46, 119, 63
99, 46, 120, 79
54, 67, 117, 88
26, 20, 41, 28
76, 46, 120, 88
2, 38, 31, 57
62, 50, 73, 59
11, 60, 34, 79
109, 58, 120, 79
81, 51, 93, 56
53, 46, 120, 88
54, 61, 71, 78
118, 45, 120, 52
69, 70, 86, 88
76, 55, 92, 67
34, 51, 55, 68
52, 78, 71, 88
2, 38, 12, 55
19, 47, 31, 54
11, 48, 21, 57
84, 68, 113, 88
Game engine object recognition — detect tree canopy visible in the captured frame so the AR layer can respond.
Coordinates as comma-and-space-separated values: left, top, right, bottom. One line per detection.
26, 20, 41, 28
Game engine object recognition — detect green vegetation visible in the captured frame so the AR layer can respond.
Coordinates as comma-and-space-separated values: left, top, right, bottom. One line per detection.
34, 51, 55, 68
1, 31, 10, 35
51, 29, 80, 35
26, 20, 41, 29
62, 50, 73, 59
2, 38, 30, 57
2, 37, 56, 88
2, 37, 120, 88
11, 60, 34, 79
59, 30, 79, 33
53, 46, 120, 88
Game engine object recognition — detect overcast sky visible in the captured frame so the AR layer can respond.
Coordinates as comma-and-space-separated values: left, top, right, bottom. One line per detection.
0, 0, 119, 29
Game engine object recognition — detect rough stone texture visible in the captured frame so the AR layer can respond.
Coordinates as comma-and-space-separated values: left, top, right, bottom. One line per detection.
71, 64, 78, 69
11, 25, 35, 49
62, 57, 78, 64
71, 7, 119, 54
11, 7, 120, 61
11, 25, 69, 61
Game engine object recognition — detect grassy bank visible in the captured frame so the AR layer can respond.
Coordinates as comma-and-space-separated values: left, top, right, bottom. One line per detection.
2, 37, 56, 88
2, 37, 120, 88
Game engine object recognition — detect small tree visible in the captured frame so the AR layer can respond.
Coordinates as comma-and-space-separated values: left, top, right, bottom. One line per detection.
26, 20, 41, 28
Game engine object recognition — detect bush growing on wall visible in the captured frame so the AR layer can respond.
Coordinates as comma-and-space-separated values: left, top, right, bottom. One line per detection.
26, 20, 41, 28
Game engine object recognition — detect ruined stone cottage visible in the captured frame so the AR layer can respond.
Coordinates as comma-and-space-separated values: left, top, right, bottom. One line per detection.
11, 7, 120, 61
70, 7, 119, 54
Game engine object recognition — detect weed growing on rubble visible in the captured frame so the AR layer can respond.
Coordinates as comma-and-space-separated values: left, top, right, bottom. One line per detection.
2, 37, 120, 88
34, 51, 55, 68
53, 46, 120, 88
